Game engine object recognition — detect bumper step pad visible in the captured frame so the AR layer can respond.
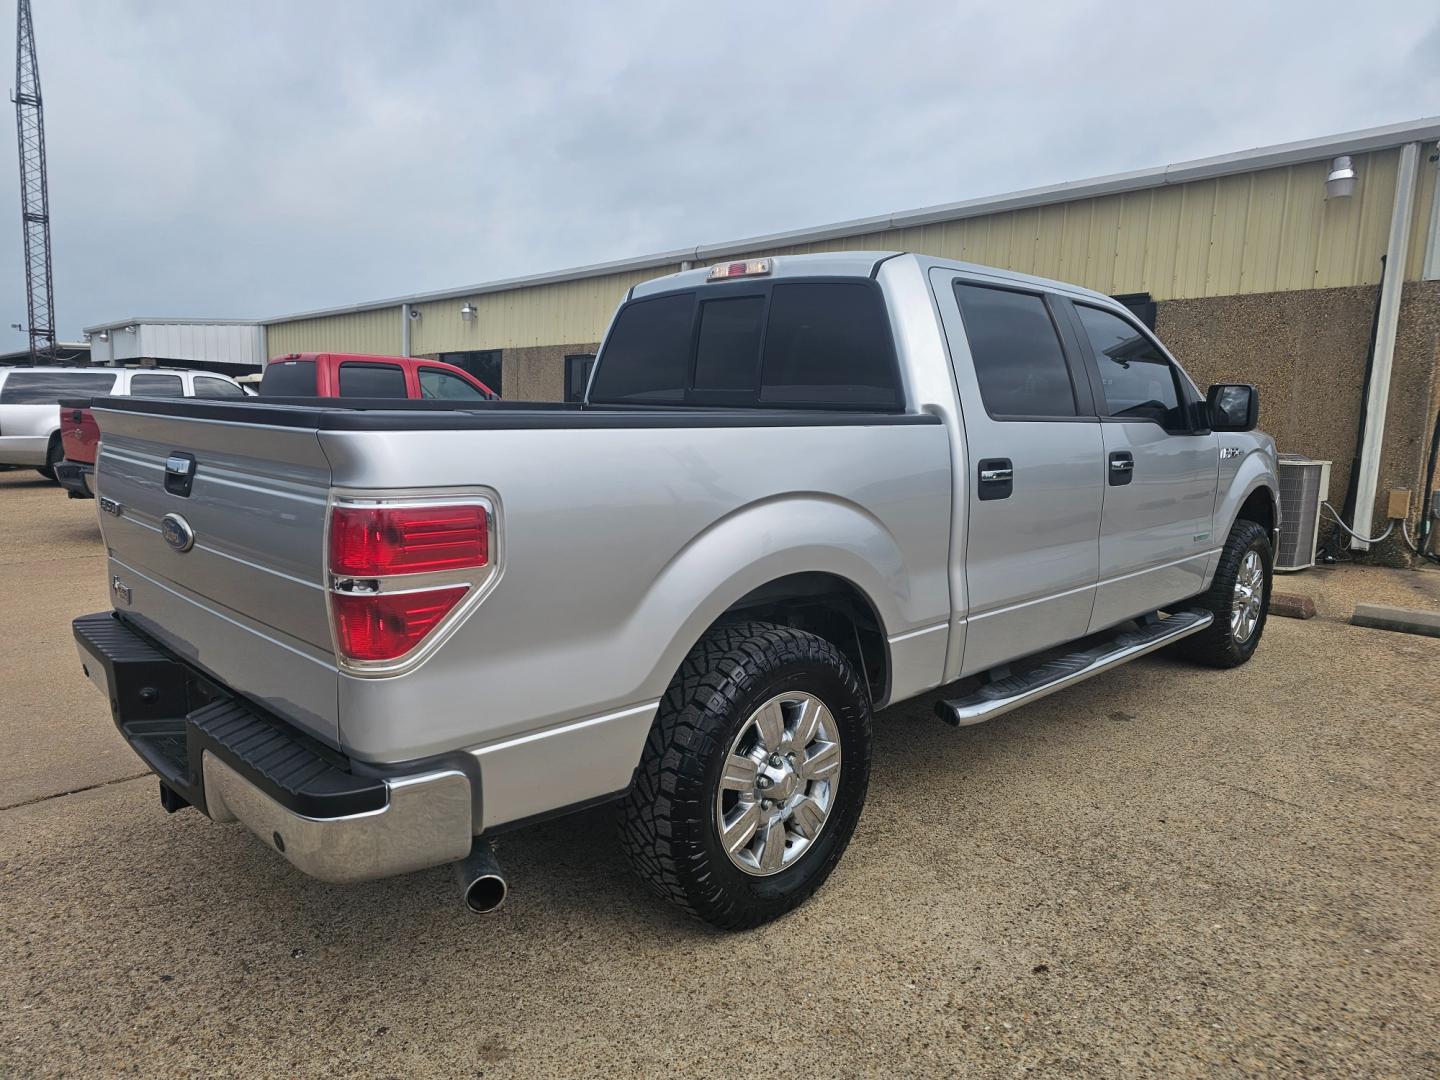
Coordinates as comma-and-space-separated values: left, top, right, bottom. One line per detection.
936, 609, 1213, 727
74, 612, 385, 819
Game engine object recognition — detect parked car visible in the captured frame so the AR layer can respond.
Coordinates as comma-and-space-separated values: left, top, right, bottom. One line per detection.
73, 253, 1277, 929
0, 365, 246, 483
260, 352, 499, 400
51, 370, 247, 498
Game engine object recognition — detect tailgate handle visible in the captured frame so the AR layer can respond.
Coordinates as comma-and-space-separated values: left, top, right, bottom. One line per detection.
164, 453, 197, 497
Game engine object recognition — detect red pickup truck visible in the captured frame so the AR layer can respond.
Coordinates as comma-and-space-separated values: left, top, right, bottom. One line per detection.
56, 400, 102, 498
260, 353, 499, 400
58, 354, 497, 499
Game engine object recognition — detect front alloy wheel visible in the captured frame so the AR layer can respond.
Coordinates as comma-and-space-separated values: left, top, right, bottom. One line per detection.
1231, 549, 1265, 643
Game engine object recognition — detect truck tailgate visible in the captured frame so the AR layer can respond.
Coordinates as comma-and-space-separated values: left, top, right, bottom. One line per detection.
93, 404, 340, 744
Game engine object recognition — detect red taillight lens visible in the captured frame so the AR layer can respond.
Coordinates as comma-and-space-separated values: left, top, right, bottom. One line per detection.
330, 504, 488, 577
331, 587, 468, 662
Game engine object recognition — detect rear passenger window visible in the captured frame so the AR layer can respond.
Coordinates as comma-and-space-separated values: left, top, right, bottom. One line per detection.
759, 282, 899, 408
1074, 304, 1185, 430
338, 362, 407, 398
193, 376, 245, 398
129, 373, 185, 398
953, 283, 1076, 418
0, 371, 117, 403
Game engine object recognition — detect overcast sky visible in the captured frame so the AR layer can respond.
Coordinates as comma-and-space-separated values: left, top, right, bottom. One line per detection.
2, 0, 1437, 350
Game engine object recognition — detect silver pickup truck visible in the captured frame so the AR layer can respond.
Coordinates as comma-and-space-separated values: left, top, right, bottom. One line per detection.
74, 252, 1278, 929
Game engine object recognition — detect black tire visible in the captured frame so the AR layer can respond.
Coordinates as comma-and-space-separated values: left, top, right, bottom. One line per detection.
618, 620, 872, 930
1171, 518, 1272, 668
35, 435, 62, 481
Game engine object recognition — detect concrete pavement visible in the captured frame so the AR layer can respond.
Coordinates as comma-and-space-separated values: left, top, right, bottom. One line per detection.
2, 467, 1438, 1077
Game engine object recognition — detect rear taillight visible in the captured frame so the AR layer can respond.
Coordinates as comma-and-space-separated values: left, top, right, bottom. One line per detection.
331, 587, 469, 662
327, 497, 494, 666
330, 504, 488, 576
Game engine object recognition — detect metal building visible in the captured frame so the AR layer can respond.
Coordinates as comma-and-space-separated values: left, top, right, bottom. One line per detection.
83, 318, 264, 375
262, 117, 1440, 560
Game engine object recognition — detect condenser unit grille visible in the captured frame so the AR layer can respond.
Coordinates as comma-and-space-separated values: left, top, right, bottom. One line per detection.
1276, 456, 1331, 571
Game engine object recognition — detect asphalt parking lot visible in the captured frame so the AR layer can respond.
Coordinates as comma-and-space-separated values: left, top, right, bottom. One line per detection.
2, 467, 1438, 1078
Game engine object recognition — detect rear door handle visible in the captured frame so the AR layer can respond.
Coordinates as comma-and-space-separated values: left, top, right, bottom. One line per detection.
1108, 451, 1134, 486
977, 458, 1013, 501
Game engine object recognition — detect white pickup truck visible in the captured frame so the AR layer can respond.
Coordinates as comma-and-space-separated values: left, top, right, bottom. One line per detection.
74, 252, 1278, 929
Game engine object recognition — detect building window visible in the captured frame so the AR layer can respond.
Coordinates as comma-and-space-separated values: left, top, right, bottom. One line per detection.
565, 353, 597, 402
439, 350, 502, 396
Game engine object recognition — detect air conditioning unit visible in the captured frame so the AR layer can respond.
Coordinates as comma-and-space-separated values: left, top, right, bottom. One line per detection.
1275, 455, 1331, 572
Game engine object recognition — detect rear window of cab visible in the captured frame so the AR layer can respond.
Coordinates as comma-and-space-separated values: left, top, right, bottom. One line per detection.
588, 279, 902, 410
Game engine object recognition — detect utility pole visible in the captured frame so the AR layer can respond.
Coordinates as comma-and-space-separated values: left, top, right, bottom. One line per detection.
12, 0, 56, 363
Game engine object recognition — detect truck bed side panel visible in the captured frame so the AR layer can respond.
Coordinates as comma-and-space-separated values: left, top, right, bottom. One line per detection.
321, 420, 952, 765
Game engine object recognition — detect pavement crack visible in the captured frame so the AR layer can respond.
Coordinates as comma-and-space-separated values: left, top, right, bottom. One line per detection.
1, 772, 151, 812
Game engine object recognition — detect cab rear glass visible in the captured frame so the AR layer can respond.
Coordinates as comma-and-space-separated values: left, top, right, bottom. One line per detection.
588, 278, 903, 410
259, 360, 317, 396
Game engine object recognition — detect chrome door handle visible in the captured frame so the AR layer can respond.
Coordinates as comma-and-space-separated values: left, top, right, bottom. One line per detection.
979, 467, 1013, 483
1109, 459, 1133, 472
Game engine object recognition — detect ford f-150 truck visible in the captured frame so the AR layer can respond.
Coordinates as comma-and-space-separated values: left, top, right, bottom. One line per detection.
73, 252, 1277, 929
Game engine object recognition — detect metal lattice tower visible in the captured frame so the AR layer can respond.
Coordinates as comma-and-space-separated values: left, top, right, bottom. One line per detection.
12, 0, 55, 363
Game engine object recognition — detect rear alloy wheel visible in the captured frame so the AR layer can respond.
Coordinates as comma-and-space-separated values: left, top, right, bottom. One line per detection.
715, 691, 842, 876
619, 621, 872, 930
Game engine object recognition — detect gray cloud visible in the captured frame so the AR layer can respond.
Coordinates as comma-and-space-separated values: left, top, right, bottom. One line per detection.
3, 0, 1437, 349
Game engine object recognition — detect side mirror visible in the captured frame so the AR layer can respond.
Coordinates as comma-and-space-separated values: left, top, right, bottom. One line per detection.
1207, 383, 1259, 432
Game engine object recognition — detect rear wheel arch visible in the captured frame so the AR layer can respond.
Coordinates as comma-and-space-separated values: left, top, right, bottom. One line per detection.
713, 571, 890, 708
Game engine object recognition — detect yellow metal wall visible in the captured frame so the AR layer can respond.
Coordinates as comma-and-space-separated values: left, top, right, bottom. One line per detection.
265, 307, 403, 359
752, 148, 1431, 299
265, 147, 1437, 355
408, 266, 672, 356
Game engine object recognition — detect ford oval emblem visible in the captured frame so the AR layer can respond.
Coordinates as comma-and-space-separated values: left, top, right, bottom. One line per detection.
160, 513, 195, 553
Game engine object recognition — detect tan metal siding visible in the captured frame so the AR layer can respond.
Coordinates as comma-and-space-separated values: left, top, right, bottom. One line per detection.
408, 266, 681, 355
265, 147, 1435, 351
726, 148, 1415, 301
264, 307, 402, 359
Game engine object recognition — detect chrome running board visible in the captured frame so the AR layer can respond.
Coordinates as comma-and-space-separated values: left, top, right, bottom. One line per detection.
935, 609, 1213, 727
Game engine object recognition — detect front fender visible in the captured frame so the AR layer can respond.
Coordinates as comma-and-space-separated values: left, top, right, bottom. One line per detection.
1214, 438, 1280, 544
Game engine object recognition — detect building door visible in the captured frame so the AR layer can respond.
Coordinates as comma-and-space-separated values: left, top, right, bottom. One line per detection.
564, 354, 596, 401
438, 350, 502, 396
1063, 301, 1219, 631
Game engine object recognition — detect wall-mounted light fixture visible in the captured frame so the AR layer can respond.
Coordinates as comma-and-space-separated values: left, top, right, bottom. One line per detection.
8, 322, 22, 332
1326, 155, 1356, 199
124, 324, 137, 334
460, 302, 476, 321
98, 330, 109, 342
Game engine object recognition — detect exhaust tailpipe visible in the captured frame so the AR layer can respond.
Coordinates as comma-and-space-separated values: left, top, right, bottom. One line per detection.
453, 839, 507, 914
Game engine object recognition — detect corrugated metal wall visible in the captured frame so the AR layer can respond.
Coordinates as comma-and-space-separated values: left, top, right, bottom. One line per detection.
264, 147, 1437, 357
408, 267, 668, 355
265, 307, 403, 358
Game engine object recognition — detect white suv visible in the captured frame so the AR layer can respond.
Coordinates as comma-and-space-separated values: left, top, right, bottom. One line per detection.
0, 365, 246, 478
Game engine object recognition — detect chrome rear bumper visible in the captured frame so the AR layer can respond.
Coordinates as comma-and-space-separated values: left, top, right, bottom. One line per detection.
202, 753, 473, 883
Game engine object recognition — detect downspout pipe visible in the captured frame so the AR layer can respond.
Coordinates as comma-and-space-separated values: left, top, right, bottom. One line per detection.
1424, 141, 1440, 281
1350, 141, 1421, 551
401, 303, 411, 357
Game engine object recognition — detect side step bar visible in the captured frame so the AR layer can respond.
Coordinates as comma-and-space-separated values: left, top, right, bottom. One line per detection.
935, 609, 1213, 727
